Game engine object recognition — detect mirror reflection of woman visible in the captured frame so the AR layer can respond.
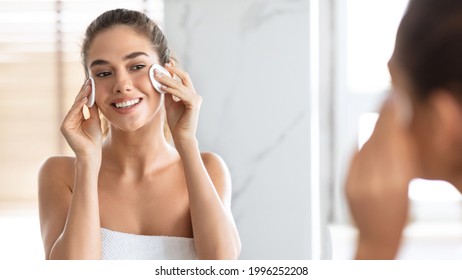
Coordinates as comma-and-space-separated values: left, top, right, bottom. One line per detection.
345, 0, 462, 259
38, 9, 241, 260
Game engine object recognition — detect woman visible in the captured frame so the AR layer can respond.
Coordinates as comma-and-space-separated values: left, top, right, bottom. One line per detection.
38, 9, 241, 260
345, 0, 462, 259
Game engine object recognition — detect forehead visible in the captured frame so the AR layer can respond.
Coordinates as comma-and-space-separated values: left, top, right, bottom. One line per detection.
87, 25, 158, 64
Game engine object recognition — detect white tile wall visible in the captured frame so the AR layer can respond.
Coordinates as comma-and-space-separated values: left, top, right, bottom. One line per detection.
165, 0, 312, 259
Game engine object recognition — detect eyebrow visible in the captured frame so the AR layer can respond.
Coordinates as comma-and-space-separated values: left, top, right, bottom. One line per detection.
89, 52, 150, 68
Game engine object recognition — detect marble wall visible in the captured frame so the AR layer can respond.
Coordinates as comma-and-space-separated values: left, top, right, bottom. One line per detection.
165, 0, 312, 259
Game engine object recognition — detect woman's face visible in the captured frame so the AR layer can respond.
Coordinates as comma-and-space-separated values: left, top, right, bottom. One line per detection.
86, 25, 163, 132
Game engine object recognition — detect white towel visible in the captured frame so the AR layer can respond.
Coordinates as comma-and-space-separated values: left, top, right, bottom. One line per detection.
101, 227, 197, 260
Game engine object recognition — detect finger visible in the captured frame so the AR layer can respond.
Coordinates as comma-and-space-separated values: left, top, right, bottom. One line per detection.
164, 63, 193, 88
87, 102, 102, 123
374, 93, 414, 145
370, 94, 400, 141
76, 78, 91, 96
77, 78, 89, 92
74, 80, 92, 103
62, 97, 88, 128
159, 85, 193, 103
154, 70, 183, 90
161, 86, 184, 102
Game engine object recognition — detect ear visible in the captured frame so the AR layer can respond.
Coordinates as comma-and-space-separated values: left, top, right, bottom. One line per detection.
428, 90, 462, 149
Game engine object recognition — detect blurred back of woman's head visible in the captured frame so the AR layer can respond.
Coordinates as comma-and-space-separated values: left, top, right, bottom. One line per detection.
394, 0, 462, 101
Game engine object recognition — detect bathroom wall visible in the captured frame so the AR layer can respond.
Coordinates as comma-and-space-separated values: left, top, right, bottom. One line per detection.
165, 0, 313, 259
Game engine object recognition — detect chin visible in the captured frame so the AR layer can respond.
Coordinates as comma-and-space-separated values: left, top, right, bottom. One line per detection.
104, 107, 163, 134
113, 122, 145, 132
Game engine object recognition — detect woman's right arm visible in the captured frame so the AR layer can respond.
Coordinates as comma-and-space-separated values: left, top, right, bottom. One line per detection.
38, 81, 103, 259
345, 94, 419, 259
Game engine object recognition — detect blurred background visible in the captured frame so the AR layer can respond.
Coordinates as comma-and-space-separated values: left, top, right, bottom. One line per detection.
1, 0, 462, 260
326, 0, 462, 259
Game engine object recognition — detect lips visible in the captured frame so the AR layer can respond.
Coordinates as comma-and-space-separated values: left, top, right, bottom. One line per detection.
112, 98, 141, 109
109, 98, 143, 114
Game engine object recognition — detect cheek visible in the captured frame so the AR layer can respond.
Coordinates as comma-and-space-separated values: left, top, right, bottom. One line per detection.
92, 80, 111, 103
410, 112, 434, 169
141, 85, 162, 104
410, 111, 450, 178
132, 72, 158, 96
410, 121, 425, 155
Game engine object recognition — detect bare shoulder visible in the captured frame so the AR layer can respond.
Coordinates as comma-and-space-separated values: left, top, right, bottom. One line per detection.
201, 152, 228, 170
201, 152, 231, 181
39, 156, 75, 172
38, 156, 76, 258
38, 156, 75, 193
201, 152, 232, 204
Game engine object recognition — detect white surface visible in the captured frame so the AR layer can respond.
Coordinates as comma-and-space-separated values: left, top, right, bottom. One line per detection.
329, 222, 462, 260
0, 209, 43, 260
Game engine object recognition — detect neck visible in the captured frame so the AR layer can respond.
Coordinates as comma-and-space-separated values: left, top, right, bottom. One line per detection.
102, 118, 176, 177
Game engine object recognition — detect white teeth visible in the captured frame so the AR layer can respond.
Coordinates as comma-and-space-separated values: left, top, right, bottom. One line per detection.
114, 99, 140, 108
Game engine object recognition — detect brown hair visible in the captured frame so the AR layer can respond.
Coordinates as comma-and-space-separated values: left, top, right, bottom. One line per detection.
394, 0, 462, 100
81, 8, 170, 75
81, 9, 173, 141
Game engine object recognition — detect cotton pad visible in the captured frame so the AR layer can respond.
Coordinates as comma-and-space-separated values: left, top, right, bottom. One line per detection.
149, 64, 180, 102
149, 64, 171, 94
86, 76, 95, 108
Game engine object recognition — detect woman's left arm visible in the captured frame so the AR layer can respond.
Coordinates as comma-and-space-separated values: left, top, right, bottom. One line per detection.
179, 144, 241, 259
155, 63, 241, 259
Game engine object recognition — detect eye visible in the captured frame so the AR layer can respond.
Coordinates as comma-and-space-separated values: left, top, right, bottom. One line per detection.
131, 64, 146, 71
96, 71, 111, 77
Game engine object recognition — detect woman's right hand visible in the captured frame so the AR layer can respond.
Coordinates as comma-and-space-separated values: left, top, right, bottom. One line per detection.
60, 79, 102, 159
345, 93, 420, 259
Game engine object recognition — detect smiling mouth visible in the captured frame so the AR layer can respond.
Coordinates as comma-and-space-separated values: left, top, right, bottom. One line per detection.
112, 98, 141, 109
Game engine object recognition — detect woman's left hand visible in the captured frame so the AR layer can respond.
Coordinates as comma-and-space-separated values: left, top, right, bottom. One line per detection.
154, 62, 202, 145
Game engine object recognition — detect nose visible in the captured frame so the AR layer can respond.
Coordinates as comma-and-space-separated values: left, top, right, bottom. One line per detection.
112, 71, 133, 94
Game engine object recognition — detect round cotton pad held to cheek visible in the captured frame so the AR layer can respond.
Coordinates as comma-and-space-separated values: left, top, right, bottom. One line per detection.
149, 64, 172, 94
86, 77, 95, 108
